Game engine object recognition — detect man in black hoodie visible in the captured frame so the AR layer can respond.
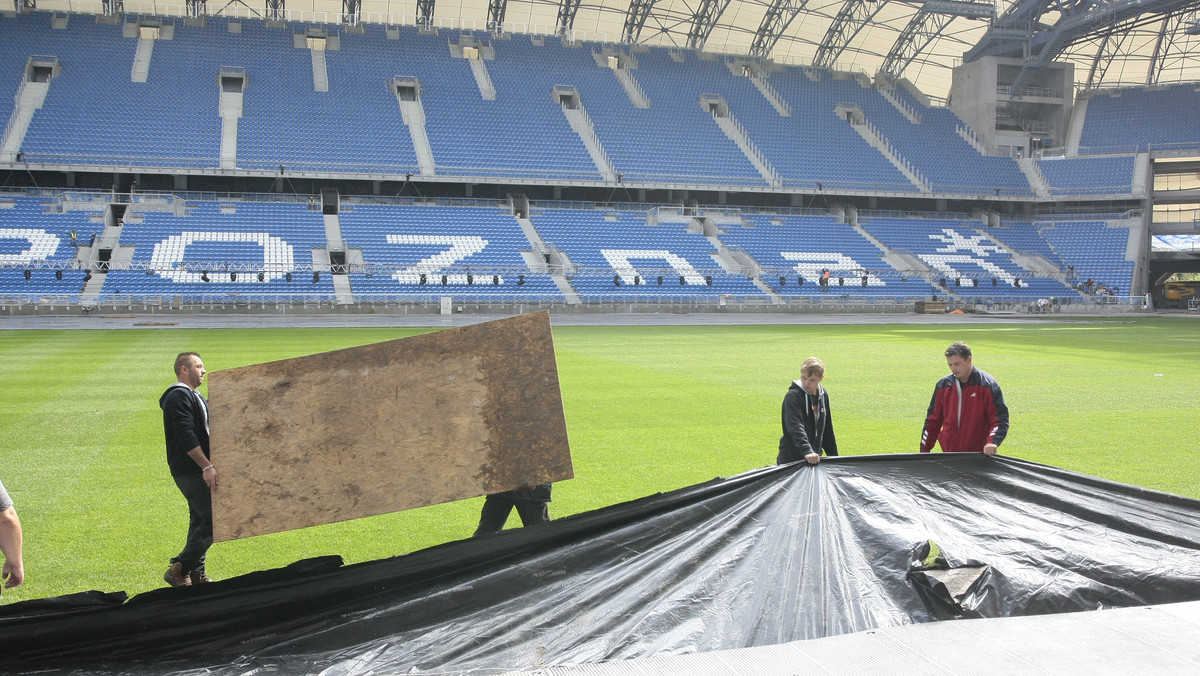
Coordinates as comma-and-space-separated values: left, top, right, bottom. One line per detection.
777, 356, 838, 465
160, 352, 218, 587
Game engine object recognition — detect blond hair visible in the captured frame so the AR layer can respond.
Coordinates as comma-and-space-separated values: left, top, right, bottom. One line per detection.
801, 356, 825, 377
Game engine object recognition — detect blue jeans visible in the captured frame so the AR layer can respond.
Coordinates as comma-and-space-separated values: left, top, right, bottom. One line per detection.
171, 472, 212, 573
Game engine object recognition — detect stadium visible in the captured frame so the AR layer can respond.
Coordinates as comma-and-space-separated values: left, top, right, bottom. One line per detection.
0, 0, 1197, 312
1, 0, 1200, 674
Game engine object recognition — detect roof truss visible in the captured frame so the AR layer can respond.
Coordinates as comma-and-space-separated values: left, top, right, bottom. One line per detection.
686, 0, 732, 50
749, 0, 810, 58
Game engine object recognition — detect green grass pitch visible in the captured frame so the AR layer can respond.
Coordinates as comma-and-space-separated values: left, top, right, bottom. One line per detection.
1, 316, 1197, 603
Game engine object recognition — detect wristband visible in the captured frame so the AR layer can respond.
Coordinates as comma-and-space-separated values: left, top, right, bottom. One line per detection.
201, 464, 214, 472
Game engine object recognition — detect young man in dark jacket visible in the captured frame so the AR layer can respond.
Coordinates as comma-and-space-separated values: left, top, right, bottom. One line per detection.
921, 341, 1009, 455
777, 357, 838, 465
161, 352, 219, 586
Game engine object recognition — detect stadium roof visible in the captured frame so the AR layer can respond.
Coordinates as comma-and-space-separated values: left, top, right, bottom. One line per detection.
36, 0, 1200, 102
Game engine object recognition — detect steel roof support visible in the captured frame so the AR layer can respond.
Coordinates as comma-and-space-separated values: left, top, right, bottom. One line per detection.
880, 10, 956, 78
558, 0, 584, 34
1083, 27, 1125, 89
813, 0, 888, 69
749, 0, 809, 58
487, 0, 509, 31
686, 0, 731, 50
1146, 10, 1191, 84
623, 0, 661, 43
417, 0, 436, 29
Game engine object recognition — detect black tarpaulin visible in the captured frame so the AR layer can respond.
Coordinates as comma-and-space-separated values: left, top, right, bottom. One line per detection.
3, 454, 1200, 674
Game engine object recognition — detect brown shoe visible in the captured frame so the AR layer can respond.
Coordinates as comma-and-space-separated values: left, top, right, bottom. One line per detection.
189, 570, 212, 585
163, 562, 191, 587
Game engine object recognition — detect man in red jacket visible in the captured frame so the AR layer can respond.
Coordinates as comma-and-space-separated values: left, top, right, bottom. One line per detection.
921, 341, 1009, 455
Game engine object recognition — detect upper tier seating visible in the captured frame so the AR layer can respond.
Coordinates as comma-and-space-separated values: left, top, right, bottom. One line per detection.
0, 12, 1061, 197
844, 81, 1033, 196
0, 195, 102, 302
338, 202, 560, 300
1078, 84, 1200, 154
437, 36, 604, 181
233, 20, 419, 174
17, 15, 220, 168
1037, 155, 1137, 196
592, 50, 767, 186
739, 70, 916, 192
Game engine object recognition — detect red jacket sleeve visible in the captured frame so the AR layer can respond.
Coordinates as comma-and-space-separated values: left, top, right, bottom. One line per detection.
920, 385, 943, 452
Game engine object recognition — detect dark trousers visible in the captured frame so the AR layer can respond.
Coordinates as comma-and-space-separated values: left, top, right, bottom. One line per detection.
473, 496, 550, 537
171, 472, 213, 573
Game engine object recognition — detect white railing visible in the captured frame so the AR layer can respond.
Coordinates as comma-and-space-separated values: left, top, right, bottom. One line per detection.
878, 85, 921, 123
713, 110, 778, 179
747, 74, 791, 116
861, 118, 927, 187
0, 81, 26, 151
613, 68, 650, 107
562, 101, 613, 173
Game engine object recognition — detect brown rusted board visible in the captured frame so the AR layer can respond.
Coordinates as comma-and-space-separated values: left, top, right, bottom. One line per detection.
208, 311, 572, 542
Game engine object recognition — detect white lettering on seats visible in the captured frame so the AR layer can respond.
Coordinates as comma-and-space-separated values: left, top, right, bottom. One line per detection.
149, 231, 295, 282
386, 234, 490, 285
0, 228, 60, 264
919, 229, 1014, 282
600, 249, 705, 285
781, 252, 884, 285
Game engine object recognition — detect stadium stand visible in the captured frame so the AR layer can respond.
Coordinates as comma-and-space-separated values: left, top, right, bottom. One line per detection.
0, 194, 101, 303
101, 199, 335, 301
232, 19, 419, 174
844, 81, 1034, 196
742, 69, 917, 192
0, 11, 1179, 310
1036, 155, 1137, 197
1078, 84, 1200, 154
446, 35, 602, 181
980, 221, 1065, 267
859, 216, 1075, 298
530, 207, 761, 301
1038, 220, 1135, 295
593, 49, 766, 187
0, 13, 1039, 195
717, 213, 934, 297
16, 14, 220, 168
338, 201, 561, 300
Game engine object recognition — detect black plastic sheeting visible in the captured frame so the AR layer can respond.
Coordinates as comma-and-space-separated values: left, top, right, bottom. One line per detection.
4, 453, 1200, 674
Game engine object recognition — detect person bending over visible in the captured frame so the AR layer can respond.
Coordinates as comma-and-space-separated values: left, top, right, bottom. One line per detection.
920, 341, 1009, 455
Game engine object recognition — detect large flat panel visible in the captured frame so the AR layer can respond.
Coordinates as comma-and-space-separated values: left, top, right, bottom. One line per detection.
209, 311, 571, 541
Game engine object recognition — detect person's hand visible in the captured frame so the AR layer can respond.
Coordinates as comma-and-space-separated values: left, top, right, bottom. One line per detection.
805, 452, 821, 465
982, 444, 998, 456
3, 559, 23, 589
203, 465, 220, 492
